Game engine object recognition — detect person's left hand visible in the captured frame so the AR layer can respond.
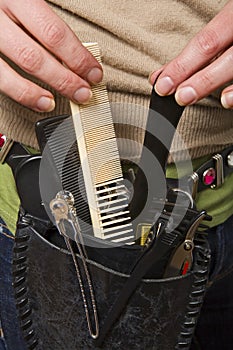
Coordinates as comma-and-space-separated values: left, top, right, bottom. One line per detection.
149, 0, 233, 109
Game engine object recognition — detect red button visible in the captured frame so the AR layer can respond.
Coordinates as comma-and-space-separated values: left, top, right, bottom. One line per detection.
203, 167, 216, 186
0, 134, 6, 148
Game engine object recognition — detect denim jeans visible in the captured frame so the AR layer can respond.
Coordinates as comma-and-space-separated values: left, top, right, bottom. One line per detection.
191, 213, 233, 350
0, 218, 26, 350
0, 215, 233, 350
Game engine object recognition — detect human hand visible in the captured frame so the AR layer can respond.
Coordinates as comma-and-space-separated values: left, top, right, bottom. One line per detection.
0, 0, 103, 112
149, 0, 233, 109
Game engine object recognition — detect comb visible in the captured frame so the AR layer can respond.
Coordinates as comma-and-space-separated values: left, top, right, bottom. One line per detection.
36, 43, 134, 245
36, 114, 92, 234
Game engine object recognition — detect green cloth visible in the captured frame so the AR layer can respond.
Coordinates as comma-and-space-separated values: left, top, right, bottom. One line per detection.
0, 154, 233, 234
0, 146, 39, 234
0, 162, 20, 233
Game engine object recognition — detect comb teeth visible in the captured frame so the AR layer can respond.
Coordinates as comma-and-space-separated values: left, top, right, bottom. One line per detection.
95, 180, 134, 244
69, 43, 134, 244
42, 117, 92, 233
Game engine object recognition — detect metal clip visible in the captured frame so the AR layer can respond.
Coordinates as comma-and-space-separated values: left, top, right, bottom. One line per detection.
164, 211, 206, 277
50, 190, 99, 339
190, 172, 199, 199
212, 153, 224, 188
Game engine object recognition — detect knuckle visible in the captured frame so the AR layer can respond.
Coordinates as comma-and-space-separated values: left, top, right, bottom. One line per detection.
17, 46, 43, 73
69, 48, 90, 75
199, 71, 215, 89
195, 29, 220, 57
172, 59, 188, 77
55, 71, 75, 93
16, 83, 34, 105
43, 20, 66, 48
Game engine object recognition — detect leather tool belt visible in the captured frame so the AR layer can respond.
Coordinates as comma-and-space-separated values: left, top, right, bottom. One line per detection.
1, 137, 233, 199
1, 89, 222, 349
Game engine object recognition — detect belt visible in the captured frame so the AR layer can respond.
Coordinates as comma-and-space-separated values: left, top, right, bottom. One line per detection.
0, 135, 29, 164
167, 145, 233, 198
1, 134, 233, 198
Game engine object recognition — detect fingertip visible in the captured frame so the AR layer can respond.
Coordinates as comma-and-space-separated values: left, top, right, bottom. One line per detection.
36, 96, 55, 112
174, 91, 185, 106
154, 76, 175, 96
148, 68, 163, 85
73, 87, 93, 104
148, 71, 157, 85
175, 87, 197, 106
221, 92, 233, 109
87, 67, 103, 84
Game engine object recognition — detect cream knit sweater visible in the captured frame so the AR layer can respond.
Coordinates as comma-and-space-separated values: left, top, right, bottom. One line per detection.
0, 0, 233, 162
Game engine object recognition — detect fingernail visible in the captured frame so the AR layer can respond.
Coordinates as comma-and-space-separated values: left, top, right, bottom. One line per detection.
154, 76, 174, 95
87, 67, 103, 84
221, 92, 233, 109
36, 96, 55, 112
73, 87, 92, 104
175, 86, 198, 105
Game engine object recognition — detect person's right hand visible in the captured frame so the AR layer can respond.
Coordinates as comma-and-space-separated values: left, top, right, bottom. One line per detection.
0, 0, 103, 112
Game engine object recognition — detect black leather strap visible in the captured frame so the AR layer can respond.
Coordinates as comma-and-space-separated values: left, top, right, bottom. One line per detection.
129, 86, 185, 222
146, 86, 185, 171
1, 141, 29, 166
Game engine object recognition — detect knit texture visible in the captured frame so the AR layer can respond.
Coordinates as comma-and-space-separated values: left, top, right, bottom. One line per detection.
0, 0, 233, 161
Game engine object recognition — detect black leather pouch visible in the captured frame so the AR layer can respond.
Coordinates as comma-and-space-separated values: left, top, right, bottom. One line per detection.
12, 210, 210, 350
11, 88, 211, 349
